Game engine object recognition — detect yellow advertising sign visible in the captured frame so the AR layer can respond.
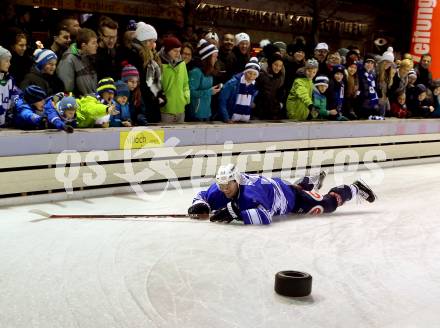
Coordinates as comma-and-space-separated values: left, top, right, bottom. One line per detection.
119, 130, 165, 149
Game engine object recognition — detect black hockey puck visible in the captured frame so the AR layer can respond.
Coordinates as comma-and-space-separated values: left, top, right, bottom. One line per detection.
274, 271, 312, 297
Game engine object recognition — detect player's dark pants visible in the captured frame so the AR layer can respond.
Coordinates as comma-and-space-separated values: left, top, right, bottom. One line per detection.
291, 185, 353, 215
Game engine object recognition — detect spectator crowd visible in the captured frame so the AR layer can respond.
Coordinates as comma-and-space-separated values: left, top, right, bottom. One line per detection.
0, 14, 439, 134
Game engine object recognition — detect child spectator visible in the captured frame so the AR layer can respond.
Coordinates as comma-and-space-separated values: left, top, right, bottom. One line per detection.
95, 77, 116, 105
21, 48, 65, 95
14, 85, 47, 130
76, 94, 118, 128
57, 28, 98, 96
218, 57, 260, 123
188, 39, 220, 121
121, 62, 148, 125
110, 80, 131, 127
390, 91, 411, 118
312, 75, 336, 119
431, 80, 440, 118
0, 45, 21, 128
286, 58, 318, 121
327, 64, 348, 120
406, 69, 418, 110
159, 36, 190, 123
255, 52, 286, 120
357, 54, 381, 119
44, 95, 77, 132
410, 84, 434, 117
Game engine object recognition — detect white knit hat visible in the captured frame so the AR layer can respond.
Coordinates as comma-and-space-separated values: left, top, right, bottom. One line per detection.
315, 42, 329, 51
244, 57, 260, 76
235, 32, 250, 46
381, 47, 395, 63
0, 45, 11, 60
135, 22, 157, 42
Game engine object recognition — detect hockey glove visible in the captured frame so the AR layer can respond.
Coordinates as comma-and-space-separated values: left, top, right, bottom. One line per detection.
63, 125, 74, 133
210, 202, 241, 223
188, 202, 210, 215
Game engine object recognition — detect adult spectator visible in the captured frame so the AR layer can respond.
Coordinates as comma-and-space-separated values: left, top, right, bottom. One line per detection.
95, 16, 119, 80
314, 42, 330, 76
181, 42, 193, 65
59, 16, 81, 42
158, 36, 190, 123
5, 28, 32, 86
50, 25, 71, 59
231, 32, 251, 75
57, 28, 98, 96
376, 47, 396, 115
115, 20, 137, 72
21, 48, 64, 95
414, 53, 433, 88
389, 58, 413, 102
216, 33, 235, 84
130, 21, 165, 123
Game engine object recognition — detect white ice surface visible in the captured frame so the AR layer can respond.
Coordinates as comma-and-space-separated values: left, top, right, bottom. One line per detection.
1, 163, 440, 328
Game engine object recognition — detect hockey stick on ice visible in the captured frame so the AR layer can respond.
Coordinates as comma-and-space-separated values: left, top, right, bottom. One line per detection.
29, 209, 210, 222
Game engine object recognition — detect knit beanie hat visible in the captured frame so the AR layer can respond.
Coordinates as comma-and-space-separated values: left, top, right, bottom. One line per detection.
162, 36, 182, 53
268, 52, 284, 66
235, 32, 250, 46
244, 57, 260, 76
57, 96, 78, 116
135, 22, 157, 42
273, 41, 287, 52
0, 45, 11, 60
364, 54, 376, 63
97, 77, 116, 94
416, 83, 427, 95
115, 80, 130, 98
408, 69, 417, 79
205, 31, 219, 43
381, 47, 394, 62
198, 39, 218, 60
345, 57, 358, 68
126, 20, 137, 31
332, 64, 345, 75
314, 75, 329, 87
432, 79, 440, 88
24, 85, 47, 104
315, 42, 329, 51
121, 62, 139, 82
33, 48, 57, 71
305, 58, 319, 69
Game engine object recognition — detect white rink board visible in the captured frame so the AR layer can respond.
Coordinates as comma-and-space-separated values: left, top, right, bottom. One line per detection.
1, 163, 440, 327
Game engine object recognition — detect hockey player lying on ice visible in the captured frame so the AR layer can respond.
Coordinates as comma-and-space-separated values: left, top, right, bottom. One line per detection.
188, 164, 376, 224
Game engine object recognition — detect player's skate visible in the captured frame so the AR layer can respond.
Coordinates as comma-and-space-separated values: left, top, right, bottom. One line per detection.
352, 180, 376, 203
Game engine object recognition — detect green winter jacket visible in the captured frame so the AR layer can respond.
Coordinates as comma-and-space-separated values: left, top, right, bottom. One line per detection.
286, 77, 314, 121
161, 58, 190, 115
76, 95, 108, 128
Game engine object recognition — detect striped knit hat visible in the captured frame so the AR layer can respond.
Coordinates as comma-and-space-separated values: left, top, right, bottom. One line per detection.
244, 57, 260, 76
198, 39, 218, 60
97, 77, 116, 94
314, 75, 329, 87
408, 69, 417, 79
24, 85, 47, 104
33, 48, 57, 70
121, 62, 139, 82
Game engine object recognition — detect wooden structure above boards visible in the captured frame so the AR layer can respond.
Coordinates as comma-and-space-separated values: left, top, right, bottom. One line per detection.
13, 0, 184, 21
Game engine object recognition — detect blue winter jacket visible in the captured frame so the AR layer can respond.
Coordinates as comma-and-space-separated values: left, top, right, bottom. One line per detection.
188, 67, 213, 120
43, 98, 77, 130
218, 73, 258, 122
14, 97, 43, 129
110, 102, 131, 127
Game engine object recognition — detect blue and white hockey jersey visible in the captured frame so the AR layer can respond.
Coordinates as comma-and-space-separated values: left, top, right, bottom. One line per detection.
192, 174, 296, 225
0, 74, 21, 127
